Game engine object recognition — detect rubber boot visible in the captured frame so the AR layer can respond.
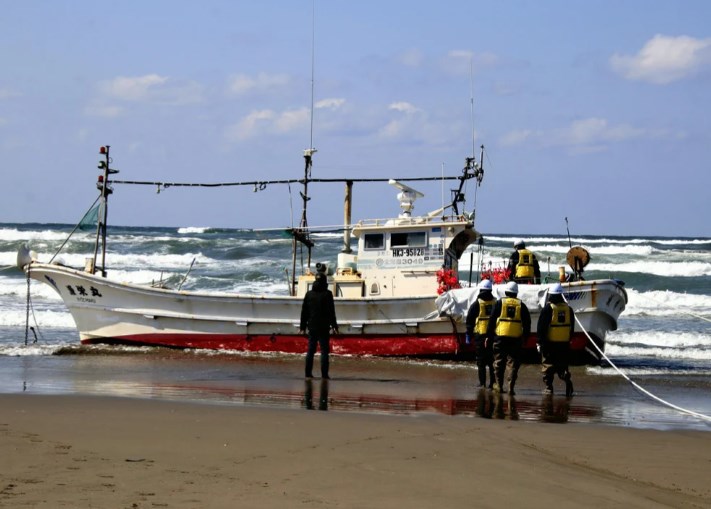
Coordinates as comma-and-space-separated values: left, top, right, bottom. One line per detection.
565, 377, 574, 398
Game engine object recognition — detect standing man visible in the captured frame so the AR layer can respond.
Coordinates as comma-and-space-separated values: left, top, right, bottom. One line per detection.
465, 279, 496, 388
299, 272, 339, 379
487, 281, 531, 396
537, 283, 575, 397
507, 239, 541, 284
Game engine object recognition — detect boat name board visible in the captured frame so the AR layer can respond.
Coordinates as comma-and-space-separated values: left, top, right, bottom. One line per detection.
45, 274, 103, 304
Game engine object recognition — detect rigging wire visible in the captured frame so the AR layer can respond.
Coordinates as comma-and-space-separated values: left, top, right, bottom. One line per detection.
49, 196, 101, 264
111, 176, 463, 189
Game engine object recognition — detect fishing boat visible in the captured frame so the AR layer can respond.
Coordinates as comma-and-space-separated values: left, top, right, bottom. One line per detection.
17, 146, 627, 364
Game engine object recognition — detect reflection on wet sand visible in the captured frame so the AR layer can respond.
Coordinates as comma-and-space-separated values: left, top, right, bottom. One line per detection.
157, 381, 598, 424
2, 353, 709, 430
303, 378, 329, 411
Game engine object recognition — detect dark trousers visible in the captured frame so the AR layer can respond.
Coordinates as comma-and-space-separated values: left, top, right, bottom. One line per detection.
305, 331, 330, 378
541, 343, 571, 387
474, 335, 494, 387
492, 337, 523, 391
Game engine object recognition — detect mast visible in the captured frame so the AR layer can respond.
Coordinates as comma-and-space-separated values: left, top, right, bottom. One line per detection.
91, 145, 118, 277
342, 180, 353, 253
289, 0, 317, 295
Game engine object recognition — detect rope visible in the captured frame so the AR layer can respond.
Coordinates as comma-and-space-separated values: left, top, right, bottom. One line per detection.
565, 295, 711, 423
25, 266, 31, 346
640, 292, 711, 323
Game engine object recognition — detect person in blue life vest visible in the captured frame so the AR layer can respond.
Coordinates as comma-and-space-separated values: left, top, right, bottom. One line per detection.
465, 279, 496, 388
507, 239, 541, 284
299, 272, 339, 379
486, 281, 531, 396
537, 283, 575, 397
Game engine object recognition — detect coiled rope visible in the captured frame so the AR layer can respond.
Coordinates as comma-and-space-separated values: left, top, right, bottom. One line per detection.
566, 295, 711, 423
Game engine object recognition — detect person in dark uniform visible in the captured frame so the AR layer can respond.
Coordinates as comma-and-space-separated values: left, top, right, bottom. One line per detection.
537, 283, 575, 397
507, 239, 541, 284
486, 281, 531, 396
299, 272, 339, 379
465, 279, 496, 388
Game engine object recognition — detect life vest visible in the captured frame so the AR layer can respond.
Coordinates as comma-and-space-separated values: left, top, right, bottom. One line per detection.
515, 249, 535, 279
494, 297, 523, 338
547, 302, 572, 342
474, 297, 496, 335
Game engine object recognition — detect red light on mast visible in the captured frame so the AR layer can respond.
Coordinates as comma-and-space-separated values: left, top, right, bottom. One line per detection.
99, 146, 106, 154
98, 175, 104, 182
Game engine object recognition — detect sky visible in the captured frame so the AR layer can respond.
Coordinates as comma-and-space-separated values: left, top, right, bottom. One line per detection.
1, 1, 710, 237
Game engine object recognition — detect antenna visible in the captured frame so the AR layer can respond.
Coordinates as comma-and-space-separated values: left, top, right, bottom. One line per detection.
308, 0, 316, 152
470, 58, 476, 160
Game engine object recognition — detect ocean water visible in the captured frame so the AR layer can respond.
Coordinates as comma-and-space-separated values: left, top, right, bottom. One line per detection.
1, 223, 710, 429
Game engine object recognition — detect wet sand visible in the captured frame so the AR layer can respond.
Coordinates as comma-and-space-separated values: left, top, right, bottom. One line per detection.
2, 393, 710, 508
1, 352, 710, 429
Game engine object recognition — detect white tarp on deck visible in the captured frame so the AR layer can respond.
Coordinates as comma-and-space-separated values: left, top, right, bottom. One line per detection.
435, 284, 549, 322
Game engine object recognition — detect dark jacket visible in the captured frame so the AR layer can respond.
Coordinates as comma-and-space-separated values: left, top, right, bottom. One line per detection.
486, 293, 531, 340
536, 293, 574, 344
507, 248, 541, 284
300, 277, 338, 334
465, 290, 494, 336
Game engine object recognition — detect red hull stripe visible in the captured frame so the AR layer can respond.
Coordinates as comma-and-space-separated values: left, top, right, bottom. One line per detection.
82, 332, 595, 355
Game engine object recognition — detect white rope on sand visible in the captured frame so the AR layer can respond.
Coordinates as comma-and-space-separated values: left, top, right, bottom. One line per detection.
566, 296, 711, 424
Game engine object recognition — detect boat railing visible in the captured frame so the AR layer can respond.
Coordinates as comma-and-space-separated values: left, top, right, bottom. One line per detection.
354, 214, 470, 228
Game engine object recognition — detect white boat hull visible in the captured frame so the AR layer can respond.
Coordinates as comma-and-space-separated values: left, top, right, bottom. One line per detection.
25, 262, 627, 363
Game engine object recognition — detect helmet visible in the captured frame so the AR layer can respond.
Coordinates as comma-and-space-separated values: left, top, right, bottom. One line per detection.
549, 283, 564, 295
513, 239, 525, 249
478, 279, 493, 291
504, 281, 518, 294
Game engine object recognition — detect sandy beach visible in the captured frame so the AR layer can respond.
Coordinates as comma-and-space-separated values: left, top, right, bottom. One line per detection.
2, 393, 710, 509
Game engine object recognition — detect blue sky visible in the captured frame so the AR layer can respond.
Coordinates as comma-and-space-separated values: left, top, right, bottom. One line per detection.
1, 1, 710, 237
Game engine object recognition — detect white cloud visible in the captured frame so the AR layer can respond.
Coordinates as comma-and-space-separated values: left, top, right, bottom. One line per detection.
500, 129, 535, 147
84, 103, 124, 118
315, 98, 345, 110
101, 74, 168, 101
610, 34, 711, 84
556, 118, 646, 146
99, 74, 203, 104
225, 106, 311, 141
399, 49, 425, 68
500, 117, 667, 153
0, 88, 20, 100
227, 72, 291, 95
274, 107, 309, 133
441, 50, 499, 76
388, 101, 419, 114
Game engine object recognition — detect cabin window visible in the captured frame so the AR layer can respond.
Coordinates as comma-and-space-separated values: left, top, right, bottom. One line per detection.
364, 233, 384, 250
391, 231, 427, 248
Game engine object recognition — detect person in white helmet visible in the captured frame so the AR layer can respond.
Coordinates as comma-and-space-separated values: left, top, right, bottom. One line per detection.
486, 281, 531, 395
465, 279, 496, 388
506, 239, 541, 284
537, 283, 575, 397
